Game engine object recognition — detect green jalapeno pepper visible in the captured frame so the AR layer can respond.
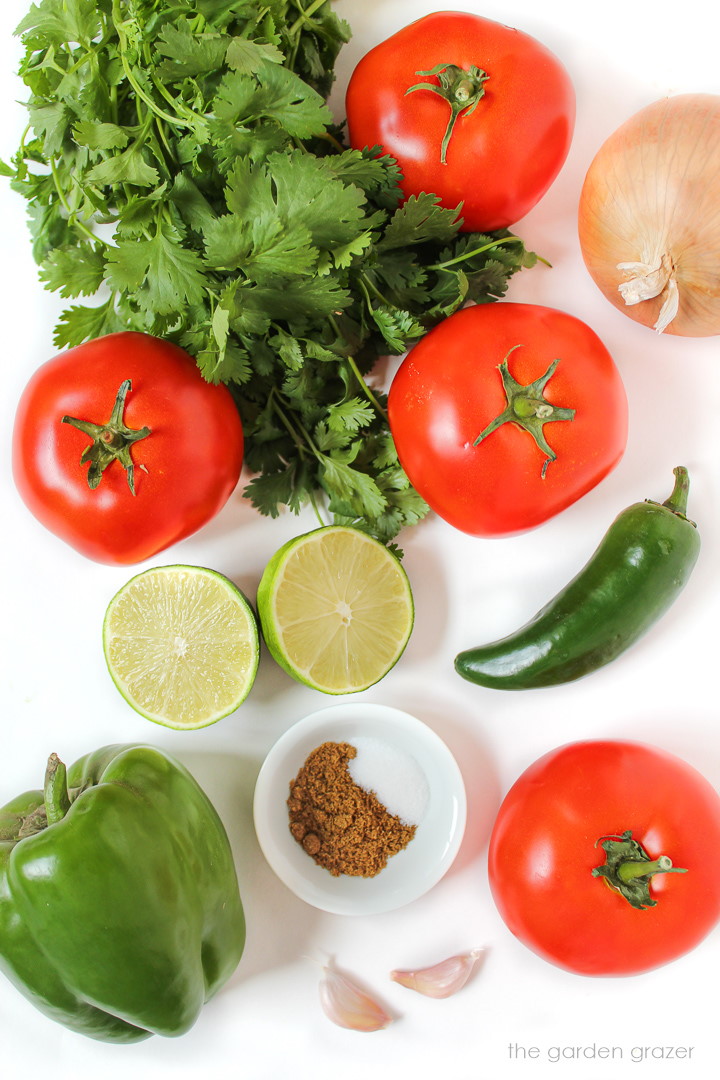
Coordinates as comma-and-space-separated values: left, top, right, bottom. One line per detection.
454, 467, 700, 690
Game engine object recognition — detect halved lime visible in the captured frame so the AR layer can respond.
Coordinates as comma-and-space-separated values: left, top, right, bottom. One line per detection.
103, 565, 259, 729
257, 526, 414, 695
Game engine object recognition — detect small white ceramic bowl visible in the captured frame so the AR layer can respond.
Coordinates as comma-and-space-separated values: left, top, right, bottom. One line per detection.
253, 702, 467, 915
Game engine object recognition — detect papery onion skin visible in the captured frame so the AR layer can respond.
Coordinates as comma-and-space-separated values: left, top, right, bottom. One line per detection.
578, 93, 720, 337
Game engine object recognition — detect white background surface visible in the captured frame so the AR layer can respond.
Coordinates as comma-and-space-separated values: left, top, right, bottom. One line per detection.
1, 1, 719, 1077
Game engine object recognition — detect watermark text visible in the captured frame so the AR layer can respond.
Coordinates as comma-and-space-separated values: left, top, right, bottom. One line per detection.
508, 1042, 694, 1064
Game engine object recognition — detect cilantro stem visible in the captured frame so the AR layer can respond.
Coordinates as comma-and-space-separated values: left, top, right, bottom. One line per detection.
269, 389, 315, 459
49, 158, 109, 247
111, 0, 202, 130
149, 68, 207, 128
16, 122, 32, 160
315, 131, 346, 154
345, 282, 391, 420
288, 0, 331, 37
428, 235, 550, 270
307, 488, 329, 528
359, 272, 391, 308
346, 354, 388, 421
429, 235, 525, 270
118, 51, 190, 128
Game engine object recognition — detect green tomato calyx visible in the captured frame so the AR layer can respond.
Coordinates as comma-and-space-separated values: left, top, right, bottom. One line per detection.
406, 62, 489, 164
62, 380, 151, 494
592, 830, 688, 910
473, 345, 575, 477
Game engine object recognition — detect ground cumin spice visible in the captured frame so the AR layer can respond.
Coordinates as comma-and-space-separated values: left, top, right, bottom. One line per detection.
287, 741, 417, 877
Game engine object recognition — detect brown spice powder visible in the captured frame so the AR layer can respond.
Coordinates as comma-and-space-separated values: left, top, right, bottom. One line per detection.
287, 741, 417, 877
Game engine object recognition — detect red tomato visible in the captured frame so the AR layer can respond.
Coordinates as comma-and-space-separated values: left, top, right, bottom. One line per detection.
12, 332, 243, 565
489, 740, 720, 976
345, 11, 575, 232
387, 303, 627, 536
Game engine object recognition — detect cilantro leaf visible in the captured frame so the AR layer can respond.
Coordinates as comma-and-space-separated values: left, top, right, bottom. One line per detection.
16, 0, 101, 48
204, 211, 317, 278
27, 101, 71, 158
156, 20, 230, 80
39, 242, 107, 297
379, 193, 463, 250
371, 307, 425, 353
320, 455, 387, 521
247, 276, 351, 322
86, 147, 160, 189
326, 396, 376, 433
225, 37, 285, 73
105, 221, 207, 314
213, 61, 331, 141
244, 461, 313, 517
52, 297, 124, 349
268, 151, 368, 252
72, 121, 131, 151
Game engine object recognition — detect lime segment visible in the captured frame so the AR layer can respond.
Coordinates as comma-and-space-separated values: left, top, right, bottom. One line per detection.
257, 526, 414, 694
103, 565, 259, 729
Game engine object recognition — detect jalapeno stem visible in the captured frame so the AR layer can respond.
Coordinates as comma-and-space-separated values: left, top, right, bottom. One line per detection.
662, 465, 691, 517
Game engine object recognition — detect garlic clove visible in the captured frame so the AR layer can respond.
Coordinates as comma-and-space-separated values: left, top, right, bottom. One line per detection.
319, 966, 394, 1032
390, 948, 485, 999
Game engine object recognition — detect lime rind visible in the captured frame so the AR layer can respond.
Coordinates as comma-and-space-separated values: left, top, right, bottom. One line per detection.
257, 526, 414, 695
103, 564, 260, 729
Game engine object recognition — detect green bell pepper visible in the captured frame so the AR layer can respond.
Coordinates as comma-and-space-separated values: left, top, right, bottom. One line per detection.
0, 744, 246, 1043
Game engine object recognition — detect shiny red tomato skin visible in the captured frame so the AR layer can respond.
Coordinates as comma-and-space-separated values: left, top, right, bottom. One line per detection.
387, 303, 627, 537
345, 12, 575, 232
12, 332, 244, 565
489, 740, 720, 977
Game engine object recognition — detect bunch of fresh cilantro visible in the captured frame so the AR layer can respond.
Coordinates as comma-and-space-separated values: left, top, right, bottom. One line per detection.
4, 0, 537, 543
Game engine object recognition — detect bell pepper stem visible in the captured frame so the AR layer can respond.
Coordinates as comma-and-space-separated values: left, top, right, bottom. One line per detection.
44, 753, 71, 825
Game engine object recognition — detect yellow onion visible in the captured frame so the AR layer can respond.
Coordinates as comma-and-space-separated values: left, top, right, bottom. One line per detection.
578, 93, 720, 336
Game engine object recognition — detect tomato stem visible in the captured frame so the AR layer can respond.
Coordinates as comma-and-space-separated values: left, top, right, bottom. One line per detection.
592, 831, 687, 910
62, 380, 151, 494
616, 855, 675, 883
472, 346, 575, 477
406, 63, 489, 165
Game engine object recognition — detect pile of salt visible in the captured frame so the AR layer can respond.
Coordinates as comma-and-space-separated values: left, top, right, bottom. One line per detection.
348, 736, 429, 826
